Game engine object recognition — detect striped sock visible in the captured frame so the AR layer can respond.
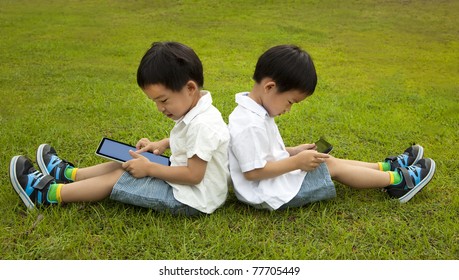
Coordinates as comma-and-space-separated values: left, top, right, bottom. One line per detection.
64, 167, 78, 182
388, 171, 402, 185
378, 161, 391, 171
47, 183, 63, 203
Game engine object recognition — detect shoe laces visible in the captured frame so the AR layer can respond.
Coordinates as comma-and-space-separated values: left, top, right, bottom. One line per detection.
395, 153, 409, 162
30, 170, 45, 187
405, 164, 422, 185
50, 155, 63, 166
50, 154, 72, 169
406, 164, 420, 173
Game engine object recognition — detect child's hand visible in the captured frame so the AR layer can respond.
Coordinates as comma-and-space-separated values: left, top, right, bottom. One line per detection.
136, 138, 169, 155
294, 150, 329, 171
287, 143, 316, 156
122, 150, 152, 178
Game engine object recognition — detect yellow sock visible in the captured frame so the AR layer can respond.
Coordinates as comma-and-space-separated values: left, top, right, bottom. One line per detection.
388, 171, 402, 185
47, 183, 63, 203
71, 168, 78, 181
388, 171, 395, 184
56, 184, 63, 203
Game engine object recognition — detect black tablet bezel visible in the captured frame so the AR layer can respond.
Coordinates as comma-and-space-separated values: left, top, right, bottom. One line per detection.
95, 137, 170, 165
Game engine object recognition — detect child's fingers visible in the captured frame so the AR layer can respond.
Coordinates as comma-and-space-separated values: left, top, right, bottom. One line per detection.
135, 138, 150, 149
314, 152, 329, 157
129, 150, 141, 158
303, 143, 316, 150
136, 146, 149, 153
122, 160, 130, 170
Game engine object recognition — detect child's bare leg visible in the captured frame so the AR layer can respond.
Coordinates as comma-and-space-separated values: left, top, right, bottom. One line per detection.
61, 168, 125, 202
332, 157, 379, 170
75, 162, 123, 181
325, 157, 390, 189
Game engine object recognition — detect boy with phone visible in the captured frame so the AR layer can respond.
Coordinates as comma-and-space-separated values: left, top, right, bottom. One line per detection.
9, 42, 230, 216
228, 45, 436, 210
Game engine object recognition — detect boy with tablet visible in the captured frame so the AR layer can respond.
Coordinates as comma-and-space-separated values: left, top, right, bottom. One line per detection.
228, 45, 436, 210
9, 42, 230, 216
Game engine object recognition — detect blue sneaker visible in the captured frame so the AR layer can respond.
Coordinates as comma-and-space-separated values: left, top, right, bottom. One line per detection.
37, 144, 74, 183
385, 158, 436, 203
385, 144, 424, 171
9, 156, 56, 209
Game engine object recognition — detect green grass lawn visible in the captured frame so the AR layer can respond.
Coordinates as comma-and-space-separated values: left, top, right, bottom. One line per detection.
1, 0, 458, 260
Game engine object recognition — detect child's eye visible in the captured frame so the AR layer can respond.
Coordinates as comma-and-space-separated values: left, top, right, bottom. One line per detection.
161, 99, 168, 103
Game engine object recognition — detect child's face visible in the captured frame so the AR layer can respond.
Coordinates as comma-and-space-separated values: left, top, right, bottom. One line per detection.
142, 83, 198, 120
262, 88, 307, 117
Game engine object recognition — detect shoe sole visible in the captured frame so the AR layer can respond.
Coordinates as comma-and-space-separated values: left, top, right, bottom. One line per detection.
9, 156, 35, 209
398, 159, 436, 203
36, 144, 49, 176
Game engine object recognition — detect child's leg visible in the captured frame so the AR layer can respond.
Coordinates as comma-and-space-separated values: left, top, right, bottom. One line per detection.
60, 168, 125, 202
75, 162, 122, 181
10, 155, 124, 208
325, 156, 391, 189
329, 144, 425, 173
37, 143, 122, 183
333, 158, 379, 170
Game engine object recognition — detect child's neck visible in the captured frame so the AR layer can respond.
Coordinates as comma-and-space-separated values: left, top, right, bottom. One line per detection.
248, 84, 264, 106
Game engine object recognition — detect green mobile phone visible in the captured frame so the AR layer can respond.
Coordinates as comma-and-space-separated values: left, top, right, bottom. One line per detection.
315, 137, 333, 154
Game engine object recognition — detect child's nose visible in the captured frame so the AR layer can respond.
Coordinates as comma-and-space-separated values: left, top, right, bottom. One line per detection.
155, 103, 165, 112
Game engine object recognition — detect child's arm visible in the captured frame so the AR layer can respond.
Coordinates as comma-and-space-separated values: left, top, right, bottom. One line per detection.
244, 150, 329, 181
136, 138, 170, 155
286, 143, 316, 156
123, 151, 207, 185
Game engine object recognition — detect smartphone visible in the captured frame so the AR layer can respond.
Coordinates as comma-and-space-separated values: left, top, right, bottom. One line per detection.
315, 137, 333, 154
95, 137, 170, 165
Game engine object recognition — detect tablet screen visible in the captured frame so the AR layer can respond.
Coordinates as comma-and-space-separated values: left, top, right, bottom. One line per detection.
96, 138, 170, 166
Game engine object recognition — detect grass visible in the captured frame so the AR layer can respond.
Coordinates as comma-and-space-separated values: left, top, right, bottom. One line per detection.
1, 0, 458, 260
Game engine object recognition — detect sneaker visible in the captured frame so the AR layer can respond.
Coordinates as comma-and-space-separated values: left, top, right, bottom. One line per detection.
9, 156, 56, 209
36, 144, 74, 183
385, 158, 436, 203
385, 144, 424, 171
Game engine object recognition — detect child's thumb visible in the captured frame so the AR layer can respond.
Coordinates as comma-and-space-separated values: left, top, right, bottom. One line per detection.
129, 150, 141, 158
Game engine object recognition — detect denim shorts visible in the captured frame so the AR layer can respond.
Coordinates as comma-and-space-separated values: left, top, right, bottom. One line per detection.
110, 171, 201, 216
254, 163, 336, 210
279, 163, 336, 209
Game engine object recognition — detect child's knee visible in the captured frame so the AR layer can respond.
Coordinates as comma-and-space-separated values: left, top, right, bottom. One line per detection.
324, 156, 337, 177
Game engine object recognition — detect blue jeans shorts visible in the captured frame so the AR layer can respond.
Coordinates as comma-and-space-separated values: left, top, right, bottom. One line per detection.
254, 163, 336, 210
110, 171, 201, 216
279, 163, 336, 209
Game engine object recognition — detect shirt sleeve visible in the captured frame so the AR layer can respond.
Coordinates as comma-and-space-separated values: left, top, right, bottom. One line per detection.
231, 125, 270, 173
185, 122, 222, 162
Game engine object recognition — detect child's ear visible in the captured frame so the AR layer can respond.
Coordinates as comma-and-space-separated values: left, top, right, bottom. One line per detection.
264, 81, 277, 93
185, 80, 198, 95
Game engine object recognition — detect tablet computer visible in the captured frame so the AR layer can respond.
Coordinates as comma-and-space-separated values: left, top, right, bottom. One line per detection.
95, 137, 170, 166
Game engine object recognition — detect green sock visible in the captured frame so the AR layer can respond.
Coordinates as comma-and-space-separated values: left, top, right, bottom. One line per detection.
64, 166, 76, 181
389, 171, 402, 185
378, 161, 391, 171
47, 183, 62, 203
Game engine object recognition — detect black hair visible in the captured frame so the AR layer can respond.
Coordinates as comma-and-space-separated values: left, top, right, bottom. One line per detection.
253, 45, 317, 95
137, 42, 204, 91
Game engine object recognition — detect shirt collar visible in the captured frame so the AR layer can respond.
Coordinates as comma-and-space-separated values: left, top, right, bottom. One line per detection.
176, 90, 212, 125
235, 92, 268, 117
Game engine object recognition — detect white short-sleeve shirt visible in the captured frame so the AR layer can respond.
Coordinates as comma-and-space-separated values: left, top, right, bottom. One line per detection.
168, 91, 230, 214
228, 92, 306, 210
